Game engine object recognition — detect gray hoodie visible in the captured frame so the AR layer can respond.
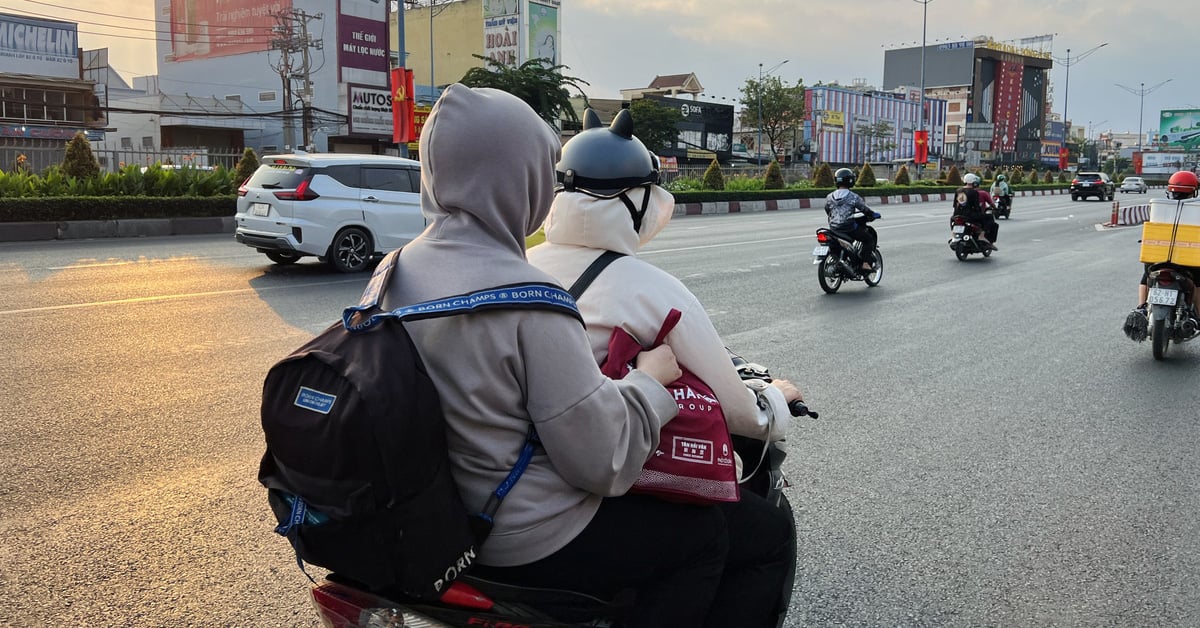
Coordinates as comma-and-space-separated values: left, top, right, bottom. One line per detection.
380, 85, 677, 567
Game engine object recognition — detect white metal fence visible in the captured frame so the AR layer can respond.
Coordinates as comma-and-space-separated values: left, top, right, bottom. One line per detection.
0, 138, 245, 174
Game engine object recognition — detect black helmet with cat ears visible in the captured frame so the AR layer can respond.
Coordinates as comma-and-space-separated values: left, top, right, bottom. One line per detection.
556, 108, 660, 198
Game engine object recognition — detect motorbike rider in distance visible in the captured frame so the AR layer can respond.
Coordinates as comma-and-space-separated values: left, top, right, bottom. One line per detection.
1122, 170, 1200, 341
990, 174, 1012, 215
953, 173, 998, 250
824, 167, 881, 275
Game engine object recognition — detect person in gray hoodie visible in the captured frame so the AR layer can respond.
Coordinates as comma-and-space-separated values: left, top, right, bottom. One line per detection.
528, 108, 802, 628
380, 84, 725, 627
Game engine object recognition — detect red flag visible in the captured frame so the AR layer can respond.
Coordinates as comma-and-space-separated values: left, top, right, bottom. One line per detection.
914, 130, 929, 164
391, 68, 415, 144
1058, 147, 1068, 171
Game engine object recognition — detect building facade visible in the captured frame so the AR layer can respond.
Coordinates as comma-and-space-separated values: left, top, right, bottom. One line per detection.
804, 85, 947, 167
883, 36, 1053, 167
0, 13, 105, 172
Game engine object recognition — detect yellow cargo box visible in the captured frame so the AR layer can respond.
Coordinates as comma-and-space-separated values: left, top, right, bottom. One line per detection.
1140, 222, 1200, 266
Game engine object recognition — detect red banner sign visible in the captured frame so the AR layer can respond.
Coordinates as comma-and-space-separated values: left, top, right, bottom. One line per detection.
391, 68, 415, 144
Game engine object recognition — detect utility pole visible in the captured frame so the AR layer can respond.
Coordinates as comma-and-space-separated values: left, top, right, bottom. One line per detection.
270, 9, 323, 151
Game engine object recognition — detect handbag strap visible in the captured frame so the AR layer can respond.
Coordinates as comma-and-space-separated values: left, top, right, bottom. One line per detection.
652, 308, 683, 347
567, 250, 626, 299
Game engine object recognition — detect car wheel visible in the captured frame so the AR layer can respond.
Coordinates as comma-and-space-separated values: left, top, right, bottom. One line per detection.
327, 227, 374, 273
265, 251, 301, 265
1071, 194, 1079, 201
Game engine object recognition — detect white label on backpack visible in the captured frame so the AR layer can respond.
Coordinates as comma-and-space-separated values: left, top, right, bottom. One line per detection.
295, 386, 337, 414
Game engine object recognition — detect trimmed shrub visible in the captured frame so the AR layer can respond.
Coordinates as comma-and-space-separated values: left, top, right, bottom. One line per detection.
945, 165, 963, 186
856, 163, 877, 187
1010, 167, 1025, 184
1058, 171, 1068, 183
894, 165, 911, 185
984, 166, 995, 181
62, 132, 100, 179
234, 147, 259, 185
702, 158, 725, 190
1043, 170, 1054, 183
763, 160, 784, 190
813, 163, 835, 187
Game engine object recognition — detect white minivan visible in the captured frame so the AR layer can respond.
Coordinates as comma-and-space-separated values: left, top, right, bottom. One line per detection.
234, 153, 425, 272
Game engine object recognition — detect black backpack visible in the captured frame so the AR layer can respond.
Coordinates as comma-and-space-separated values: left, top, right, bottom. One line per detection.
258, 250, 581, 599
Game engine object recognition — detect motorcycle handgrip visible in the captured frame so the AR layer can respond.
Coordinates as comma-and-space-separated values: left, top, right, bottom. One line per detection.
788, 399, 818, 419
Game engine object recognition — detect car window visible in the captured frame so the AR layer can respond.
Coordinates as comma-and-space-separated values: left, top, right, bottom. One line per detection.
406, 169, 421, 192
322, 165, 361, 188
246, 164, 309, 189
363, 167, 417, 193
1078, 173, 1102, 181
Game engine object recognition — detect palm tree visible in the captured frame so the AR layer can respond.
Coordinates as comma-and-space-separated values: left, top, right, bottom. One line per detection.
459, 55, 589, 127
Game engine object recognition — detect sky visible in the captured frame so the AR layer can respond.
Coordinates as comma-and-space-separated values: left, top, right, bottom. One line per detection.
13, 0, 1193, 142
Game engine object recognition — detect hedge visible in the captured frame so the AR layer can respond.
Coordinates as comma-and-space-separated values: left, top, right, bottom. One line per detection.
671, 183, 1068, 204
0, 196, 236, 222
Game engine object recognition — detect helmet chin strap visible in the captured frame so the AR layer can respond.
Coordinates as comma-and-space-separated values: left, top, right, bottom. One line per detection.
617, 185, 652, 232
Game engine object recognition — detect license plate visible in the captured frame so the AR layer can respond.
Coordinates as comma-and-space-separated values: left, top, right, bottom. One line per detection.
251, 202, 270, 217
1148, 288, 1178, 306
812, 245, 829, 256
952, 225, 965, 234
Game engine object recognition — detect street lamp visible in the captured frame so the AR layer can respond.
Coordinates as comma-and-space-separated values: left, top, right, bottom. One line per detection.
1116, 80, 1173, 151
914, 0, 932, 171
757, 59, 788, 165
1053, 42, 1107, 133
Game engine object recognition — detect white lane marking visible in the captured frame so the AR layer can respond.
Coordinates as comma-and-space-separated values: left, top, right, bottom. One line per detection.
0, 279, 363, 316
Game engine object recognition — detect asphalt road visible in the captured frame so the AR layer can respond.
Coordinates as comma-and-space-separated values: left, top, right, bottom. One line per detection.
1, 193, 1197, 627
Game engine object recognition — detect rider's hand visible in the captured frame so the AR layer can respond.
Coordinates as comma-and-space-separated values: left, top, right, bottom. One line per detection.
636, 345, 682, 386
770, 379, 802, 403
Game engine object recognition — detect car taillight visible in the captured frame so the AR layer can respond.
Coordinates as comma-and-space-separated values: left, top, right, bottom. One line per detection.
1071, 179, 1079, 185
237, 183, 249, 197
274, 179, 320, 201
816, 232, 829, 244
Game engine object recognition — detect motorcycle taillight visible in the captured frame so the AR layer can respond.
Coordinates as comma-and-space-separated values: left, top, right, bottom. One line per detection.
310, 582, 454, 628
816, 232, 829, 244
952, 216, 965, 225
1157, 271, 1176, 285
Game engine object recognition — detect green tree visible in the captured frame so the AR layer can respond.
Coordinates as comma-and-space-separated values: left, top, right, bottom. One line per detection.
234, 147, 259, 184
858, 120, 896, 161
702, 158, 725, 190
763, 160, 784, 190
628, 99, 683, 155
946, 165, 963, 186
813, 162, 835, 187
856, 162, 878, 187
62, 132, 100, 179
894, 165, 911, 185
459, 55, 590, 127
738, 75, 805, 160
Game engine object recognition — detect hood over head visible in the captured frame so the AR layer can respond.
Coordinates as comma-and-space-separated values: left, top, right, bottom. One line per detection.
543, 185, 676, 255
383, 84, 563, 306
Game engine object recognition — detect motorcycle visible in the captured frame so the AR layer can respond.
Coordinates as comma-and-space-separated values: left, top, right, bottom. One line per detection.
994, 195, 1012, 219
812, 212, 883, 294
1145, 263, 1200, 360
949, 213, 994, 261
306, 357, 818, 628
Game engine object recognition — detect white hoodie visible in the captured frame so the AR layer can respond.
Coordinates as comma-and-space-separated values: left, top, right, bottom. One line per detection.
528, 185, 791, 443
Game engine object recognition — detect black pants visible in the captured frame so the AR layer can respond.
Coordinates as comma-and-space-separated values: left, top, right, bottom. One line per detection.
848, 223, 877, 263
472, 492, 794, 628
981, 214, 999, 243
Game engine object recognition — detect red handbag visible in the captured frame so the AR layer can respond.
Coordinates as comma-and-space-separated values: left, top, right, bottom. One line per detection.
599, 308, 740, 504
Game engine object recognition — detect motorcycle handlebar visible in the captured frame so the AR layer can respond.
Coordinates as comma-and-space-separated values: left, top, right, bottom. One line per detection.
788, 399, 819, 419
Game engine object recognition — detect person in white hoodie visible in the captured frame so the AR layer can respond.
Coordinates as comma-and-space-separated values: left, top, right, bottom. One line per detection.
381, 85, 728, 627
527, 108, 803, 628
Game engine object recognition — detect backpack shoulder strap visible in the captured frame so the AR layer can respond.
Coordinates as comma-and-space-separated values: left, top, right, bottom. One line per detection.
568, 250, 627, 299
344, 251, 582, 332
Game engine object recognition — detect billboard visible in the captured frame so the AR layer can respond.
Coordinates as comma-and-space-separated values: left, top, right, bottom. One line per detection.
166, 0, 288, 62
0, 13, 78, 78
1158, 109, 1200, 149
882, 43, 975, 90
348, 84, 392, 137
1041, 120, 1065, 165
339, 0, 388, 86
1136, 151, 1189, 175
483, 0, 520, 66
527, 0, 559, 65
